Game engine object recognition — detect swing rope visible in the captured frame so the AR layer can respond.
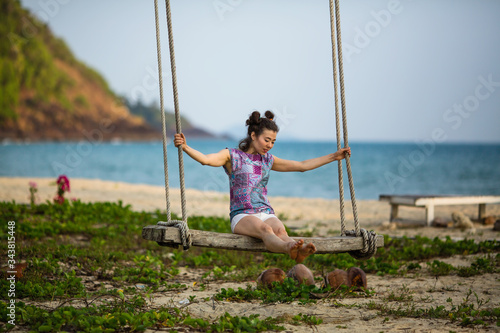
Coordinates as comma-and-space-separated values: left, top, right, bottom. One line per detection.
329, 0, 346, 237
329, 0, 377, 260
150, 0, 377, 257
154, 0, 191, 250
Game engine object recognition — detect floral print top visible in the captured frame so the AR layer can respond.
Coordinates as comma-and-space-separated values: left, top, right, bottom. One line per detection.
224, 148, 275, 221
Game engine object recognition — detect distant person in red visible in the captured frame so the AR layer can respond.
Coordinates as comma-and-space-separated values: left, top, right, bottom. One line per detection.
174, 110, 350, 263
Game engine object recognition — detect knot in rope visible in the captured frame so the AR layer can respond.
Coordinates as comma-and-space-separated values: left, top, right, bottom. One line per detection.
345, 229, 377, 260
158, 220, 192, 250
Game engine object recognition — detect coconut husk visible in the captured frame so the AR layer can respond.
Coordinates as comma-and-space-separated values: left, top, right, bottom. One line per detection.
286, 264, 314, 286
347, 267, 367, 290
324, 269, 348, 290
257, 268, 285, 288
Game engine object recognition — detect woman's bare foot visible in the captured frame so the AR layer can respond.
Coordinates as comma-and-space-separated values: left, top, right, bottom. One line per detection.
295, 242, 316, 263
287, 240, 304, 260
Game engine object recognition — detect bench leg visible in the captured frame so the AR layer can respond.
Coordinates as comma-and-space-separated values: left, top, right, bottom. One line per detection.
425, 205, 434, 226
478, 204, 486, 221
390, 204, 399, 222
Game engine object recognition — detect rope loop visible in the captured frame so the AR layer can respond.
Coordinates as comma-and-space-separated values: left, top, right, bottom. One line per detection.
344, 229, 377, 260
157, 220, 192, 250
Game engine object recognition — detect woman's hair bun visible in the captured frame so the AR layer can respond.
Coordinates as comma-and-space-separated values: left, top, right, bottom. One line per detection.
264, 110, 274, 121
246, 111, 261, 126
244, 110, 276, 127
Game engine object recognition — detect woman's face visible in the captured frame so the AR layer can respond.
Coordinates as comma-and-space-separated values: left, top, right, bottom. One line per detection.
251, 129, 277, 155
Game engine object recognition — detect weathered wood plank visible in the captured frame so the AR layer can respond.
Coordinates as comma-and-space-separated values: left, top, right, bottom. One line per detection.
142, 225, 384, 254
380, 194, 500, 207
380, 194, 500, 225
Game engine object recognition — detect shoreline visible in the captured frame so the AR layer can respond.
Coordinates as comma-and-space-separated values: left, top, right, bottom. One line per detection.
0, 176, 369, 220
2, 176, 499, 241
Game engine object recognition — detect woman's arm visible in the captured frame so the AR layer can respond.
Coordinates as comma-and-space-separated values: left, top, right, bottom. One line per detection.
272, 147, 351, 172
174, 133, 230, 168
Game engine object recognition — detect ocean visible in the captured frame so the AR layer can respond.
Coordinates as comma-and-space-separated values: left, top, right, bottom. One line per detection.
1, 140, 499, 200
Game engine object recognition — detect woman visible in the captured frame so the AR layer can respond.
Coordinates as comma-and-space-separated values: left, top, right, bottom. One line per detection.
174, 110, 350, 263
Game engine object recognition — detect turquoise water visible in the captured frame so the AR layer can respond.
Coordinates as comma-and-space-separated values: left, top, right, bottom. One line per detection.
1, 140, 499, 199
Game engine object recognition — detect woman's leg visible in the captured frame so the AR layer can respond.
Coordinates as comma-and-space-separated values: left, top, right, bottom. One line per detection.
234, 216, 316, 263
262, 217, 295, 242
233, 216, 303, 260
264, 217, 317, 263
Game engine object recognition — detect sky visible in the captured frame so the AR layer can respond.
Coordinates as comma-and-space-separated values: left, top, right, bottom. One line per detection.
20, 0, 500, 143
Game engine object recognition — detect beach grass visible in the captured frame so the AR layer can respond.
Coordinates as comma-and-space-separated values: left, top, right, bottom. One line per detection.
1, 200, 499, 332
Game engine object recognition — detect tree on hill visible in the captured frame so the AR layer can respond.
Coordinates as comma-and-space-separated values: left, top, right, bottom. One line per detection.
124, 98, 219, 138
123, 98, 191, 132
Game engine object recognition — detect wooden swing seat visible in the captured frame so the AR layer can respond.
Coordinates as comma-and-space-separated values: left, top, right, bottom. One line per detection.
142, 225, 384, 254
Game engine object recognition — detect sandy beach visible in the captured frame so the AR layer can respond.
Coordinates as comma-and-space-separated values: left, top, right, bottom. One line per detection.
2, 177, 500, 332
3, 176, 499, 240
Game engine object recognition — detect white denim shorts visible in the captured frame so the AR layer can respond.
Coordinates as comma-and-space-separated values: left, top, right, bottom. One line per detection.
231, 212, 277, 233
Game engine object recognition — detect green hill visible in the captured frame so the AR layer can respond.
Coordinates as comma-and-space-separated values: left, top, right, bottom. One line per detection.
0, 0, 214, 141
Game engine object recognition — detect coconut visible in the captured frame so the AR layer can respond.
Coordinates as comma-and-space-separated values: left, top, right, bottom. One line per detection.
257, 268, 286, 288
324, 269, 348, 289
286, 264, 314, 286
347, 267, 367, 290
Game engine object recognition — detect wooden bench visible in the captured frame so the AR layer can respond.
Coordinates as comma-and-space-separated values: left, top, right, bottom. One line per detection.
379, 195, 500, 226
